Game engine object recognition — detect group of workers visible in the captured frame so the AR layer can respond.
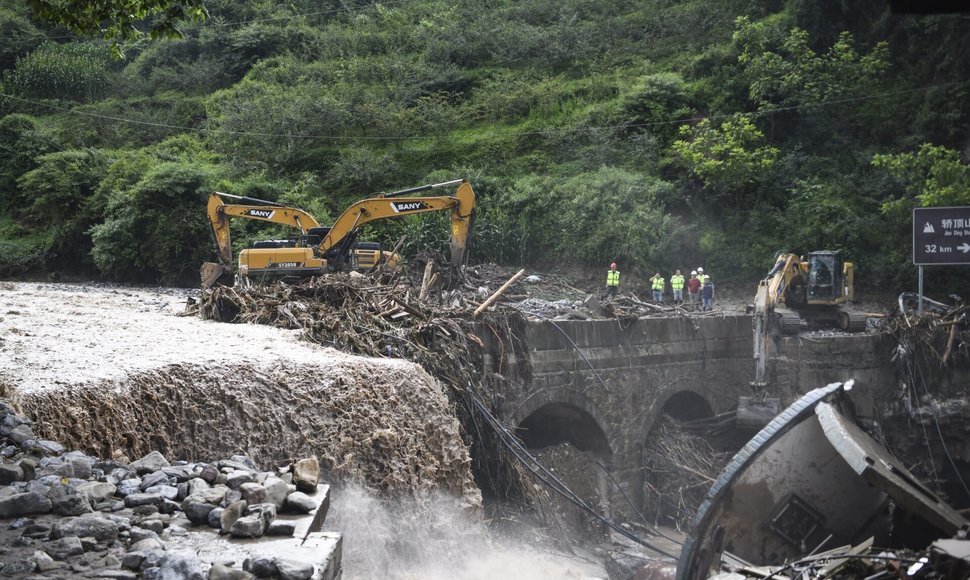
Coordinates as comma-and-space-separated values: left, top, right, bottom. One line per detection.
605, 263, 715, 309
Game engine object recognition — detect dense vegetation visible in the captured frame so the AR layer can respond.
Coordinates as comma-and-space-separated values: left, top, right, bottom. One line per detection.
0, 0, 968, 292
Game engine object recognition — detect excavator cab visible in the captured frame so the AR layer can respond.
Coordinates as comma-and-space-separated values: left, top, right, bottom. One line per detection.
805, 251, 852, 304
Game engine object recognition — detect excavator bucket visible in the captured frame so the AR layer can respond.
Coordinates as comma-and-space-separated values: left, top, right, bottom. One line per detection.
201, 262, 233, 289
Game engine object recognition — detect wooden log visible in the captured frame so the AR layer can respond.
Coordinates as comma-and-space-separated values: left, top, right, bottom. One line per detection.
419, 261, 434, 301
474, 269, 526, 319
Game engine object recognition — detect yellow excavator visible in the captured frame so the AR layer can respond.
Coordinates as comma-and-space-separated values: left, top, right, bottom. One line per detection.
751, 250, 866, 388
201, 178, 476, 288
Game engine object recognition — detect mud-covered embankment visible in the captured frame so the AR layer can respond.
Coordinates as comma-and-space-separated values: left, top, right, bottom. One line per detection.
9, 360, 481, 508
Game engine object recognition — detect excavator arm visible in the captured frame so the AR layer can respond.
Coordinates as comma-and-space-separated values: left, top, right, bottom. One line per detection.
202, 192, 323, 287
752, 252, 803, 388
319, 179, 476, 268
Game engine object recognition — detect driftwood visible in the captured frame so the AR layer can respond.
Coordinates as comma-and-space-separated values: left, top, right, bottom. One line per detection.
474, 268, 526, 318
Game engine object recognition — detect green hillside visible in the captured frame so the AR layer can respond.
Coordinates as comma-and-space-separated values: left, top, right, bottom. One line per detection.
1, 0, 968, 290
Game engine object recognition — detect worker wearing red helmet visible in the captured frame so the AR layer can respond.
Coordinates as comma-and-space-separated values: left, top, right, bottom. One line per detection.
605, 262, 620, 297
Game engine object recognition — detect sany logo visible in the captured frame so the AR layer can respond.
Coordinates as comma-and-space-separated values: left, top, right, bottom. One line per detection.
245, 209, 276, 219
391, 201, 430, 213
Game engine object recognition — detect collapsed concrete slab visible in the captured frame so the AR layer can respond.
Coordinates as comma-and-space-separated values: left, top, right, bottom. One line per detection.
677, 381, 968, 580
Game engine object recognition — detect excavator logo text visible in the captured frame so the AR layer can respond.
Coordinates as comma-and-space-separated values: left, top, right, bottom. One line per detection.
244, 209, 276, 219
391, 201, 430, 213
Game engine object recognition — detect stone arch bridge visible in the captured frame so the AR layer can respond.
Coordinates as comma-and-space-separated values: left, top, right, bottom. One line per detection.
478, 316, 893, 516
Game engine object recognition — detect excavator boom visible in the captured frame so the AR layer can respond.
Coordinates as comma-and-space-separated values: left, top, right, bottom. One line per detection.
201, 179, 476, 287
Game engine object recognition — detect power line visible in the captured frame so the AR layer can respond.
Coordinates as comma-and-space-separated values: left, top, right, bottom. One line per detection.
1, 80, 965, 144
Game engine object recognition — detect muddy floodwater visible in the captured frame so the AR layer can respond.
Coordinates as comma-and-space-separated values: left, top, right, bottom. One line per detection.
0, 281, 609, 579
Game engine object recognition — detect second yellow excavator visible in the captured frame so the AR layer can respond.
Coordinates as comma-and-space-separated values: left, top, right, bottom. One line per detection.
201, 178, 475, 287
751, 250, 866, 389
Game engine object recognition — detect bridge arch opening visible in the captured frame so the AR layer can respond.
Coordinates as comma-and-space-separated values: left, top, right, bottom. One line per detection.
662, 391, 714, 422
517, 403, 611, 453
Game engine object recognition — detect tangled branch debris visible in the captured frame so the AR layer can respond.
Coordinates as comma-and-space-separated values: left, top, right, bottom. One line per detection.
189, 271, 540, 508
882, 295, 970, 394
642, 417, 730, 531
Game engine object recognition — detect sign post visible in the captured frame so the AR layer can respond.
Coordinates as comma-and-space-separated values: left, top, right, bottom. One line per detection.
913, 206, 970, 313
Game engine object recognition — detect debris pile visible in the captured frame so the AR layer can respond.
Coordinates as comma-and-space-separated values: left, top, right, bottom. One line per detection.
641, 418, 728, 531
189, 274, 539, 510
0, 401, 339, 579
884, 294, 970, 387
712, 535, 970, 580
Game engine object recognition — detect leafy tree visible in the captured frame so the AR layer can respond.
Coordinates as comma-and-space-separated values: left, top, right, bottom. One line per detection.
16, 148, 111, 269
671, 114, 778, 192
874, 143, 970, 214
0, 6, 45, 71
90, 162, 212, 284
0, 113, 57, 210
25, 0, 207, 57
733, 16, 889, 110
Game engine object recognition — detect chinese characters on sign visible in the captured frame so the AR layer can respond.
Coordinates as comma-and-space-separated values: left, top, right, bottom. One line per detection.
913, 206, 970, 265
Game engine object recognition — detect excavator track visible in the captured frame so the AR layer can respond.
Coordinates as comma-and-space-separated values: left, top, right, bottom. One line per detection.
839, 311, 868, 332
780, 312, 802, 335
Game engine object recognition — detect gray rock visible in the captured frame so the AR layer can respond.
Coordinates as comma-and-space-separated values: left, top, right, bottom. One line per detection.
243, 557, 277, 577
225, 470, 254, 489
3, 558, 36, 575
78, 481, 117, 504
21, 522, 52, 540
8, 424, 34, 444
54, 514, 121, 541
182, 500, 216, 525
219, 500, 247, 532
125, 493, 163, 508
49, 483, 94, 516
186, 477, 211, 497
79, 536, 98, 551
0, 463, 22, 484
17, 457, 36, 480
0, 491, 53, 517
107, 466, 134, 485
10, 516, 33, 529
228, 514, 265, 538
133, 504, 160, 516
208, 563, 255, 580
199, 464, 219, 483
32, 549, 64, 572
266, 520, 295, 537
219, 459, 256, 473
140, 518, 165, 534
33, 439, 66, 455
129, 451, 170, 475
69, 456, 93, 479
159, 550, 207, 580
96, 570, 138, 580
291, 458, 319, 494
248, 503, 277, 528
161, 465, 195, 482
159, 499, 181, 514
129, 538, 165, 552
223, 489, 243, 506
239, 483, 266, 505
276, 559, 313, 580
207, 507, 223, 529
129, 526, 161, 544
44, 535, 84, 559
262, 478, 292, 509
145, 484, 180, 501
118, 478, 144, 497
140, 471, 171, 490
284, 492, 316, 514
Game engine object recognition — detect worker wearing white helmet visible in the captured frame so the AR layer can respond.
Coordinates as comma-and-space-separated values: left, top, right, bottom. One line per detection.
697, 267, 709, 286
687, 270, 701, 303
